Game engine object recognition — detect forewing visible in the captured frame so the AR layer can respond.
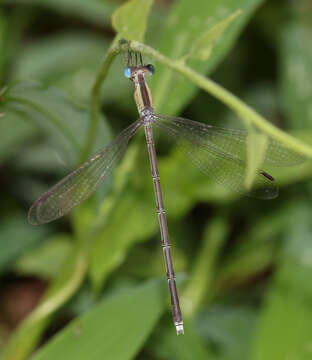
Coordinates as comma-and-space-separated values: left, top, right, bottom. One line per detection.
154, 115, 278, 199
28, 120, 142, 225
155, 115, 305, 166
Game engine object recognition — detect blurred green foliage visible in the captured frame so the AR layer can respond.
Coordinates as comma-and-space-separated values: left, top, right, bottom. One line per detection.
0, 0, 312, 359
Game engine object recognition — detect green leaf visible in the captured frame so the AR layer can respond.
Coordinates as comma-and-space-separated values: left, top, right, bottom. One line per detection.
0, 216, 50, 271
0, 10, 9, 80
244, 132, 268, 190
14, 235, 73, 279
199, 305, 258, 360
279, 16, 312, 129
0, 82, 111, 170
0, 12, 46, 165
112, 0, 153, 42
152, 0, 265, 114
2, 247, 88, 360
0, 9, 31, 82
251, 203, 312, 360
215, 205, 296, 292
31, 278, 166, 360
184, 10, 242, 61
14, 33, 128, 104
7, 0, 115, 26
0, 108, 38, 164
89, 189, 158, 291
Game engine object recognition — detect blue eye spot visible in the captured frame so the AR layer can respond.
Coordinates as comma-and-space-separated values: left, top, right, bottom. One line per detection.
124, 67, 132, 78
146, 64, 155, 75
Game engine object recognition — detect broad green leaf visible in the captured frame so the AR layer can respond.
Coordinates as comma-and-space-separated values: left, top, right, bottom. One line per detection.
279, 15, 312, 129
0, 13, 42, 164
0, 10, 8, 79
6, 0, 115, 26
0, 8, 32, 82
14, 235, 73, 279
245, 132, 268, 190
0, 216, 50, 271
31, 278, 166, 360
0, 108, 38, 164
215, 204, 297, 292
0, 82, 111, 173
152, 0, 265, 114
112, 0, 153, 42
14, 33, 129, 104
89, 189, 158, 291
199, 305, 258, 360
251, 204, 312, 360
184, 10, 242, 61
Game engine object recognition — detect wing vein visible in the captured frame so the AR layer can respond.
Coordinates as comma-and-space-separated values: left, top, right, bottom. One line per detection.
28, 120, 142, 224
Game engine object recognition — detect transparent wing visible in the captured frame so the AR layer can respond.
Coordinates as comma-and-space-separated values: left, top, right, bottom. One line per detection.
156, 115, 305, 167
28, 120, 142, 225
154, 115, 285, 199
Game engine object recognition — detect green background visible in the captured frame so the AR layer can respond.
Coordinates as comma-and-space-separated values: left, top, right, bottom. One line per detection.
0, 0, 312, 359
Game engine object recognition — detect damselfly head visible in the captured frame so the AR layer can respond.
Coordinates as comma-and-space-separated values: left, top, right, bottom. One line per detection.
120, 40, 155, 81
123, 64, 155, 80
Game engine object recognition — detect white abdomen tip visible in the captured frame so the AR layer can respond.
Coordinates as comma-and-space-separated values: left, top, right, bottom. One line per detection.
176, 323, 184, 335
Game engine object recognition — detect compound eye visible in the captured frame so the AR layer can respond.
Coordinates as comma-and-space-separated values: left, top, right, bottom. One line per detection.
124, 67, 132, 78
146, 64, 155, 75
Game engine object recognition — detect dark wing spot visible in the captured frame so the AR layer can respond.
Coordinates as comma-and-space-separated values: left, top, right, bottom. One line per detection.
261, 171, 275, 182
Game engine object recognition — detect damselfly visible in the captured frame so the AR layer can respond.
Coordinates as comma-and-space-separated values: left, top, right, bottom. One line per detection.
28, 40, 304, 335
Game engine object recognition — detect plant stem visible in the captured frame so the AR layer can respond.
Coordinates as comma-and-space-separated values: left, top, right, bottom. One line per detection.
80, 41, 121, 163
130, 41, 312, 158
2, 248, 88, 360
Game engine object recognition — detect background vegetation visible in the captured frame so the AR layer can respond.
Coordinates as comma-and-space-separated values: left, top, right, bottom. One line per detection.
0, 0, 312, 359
